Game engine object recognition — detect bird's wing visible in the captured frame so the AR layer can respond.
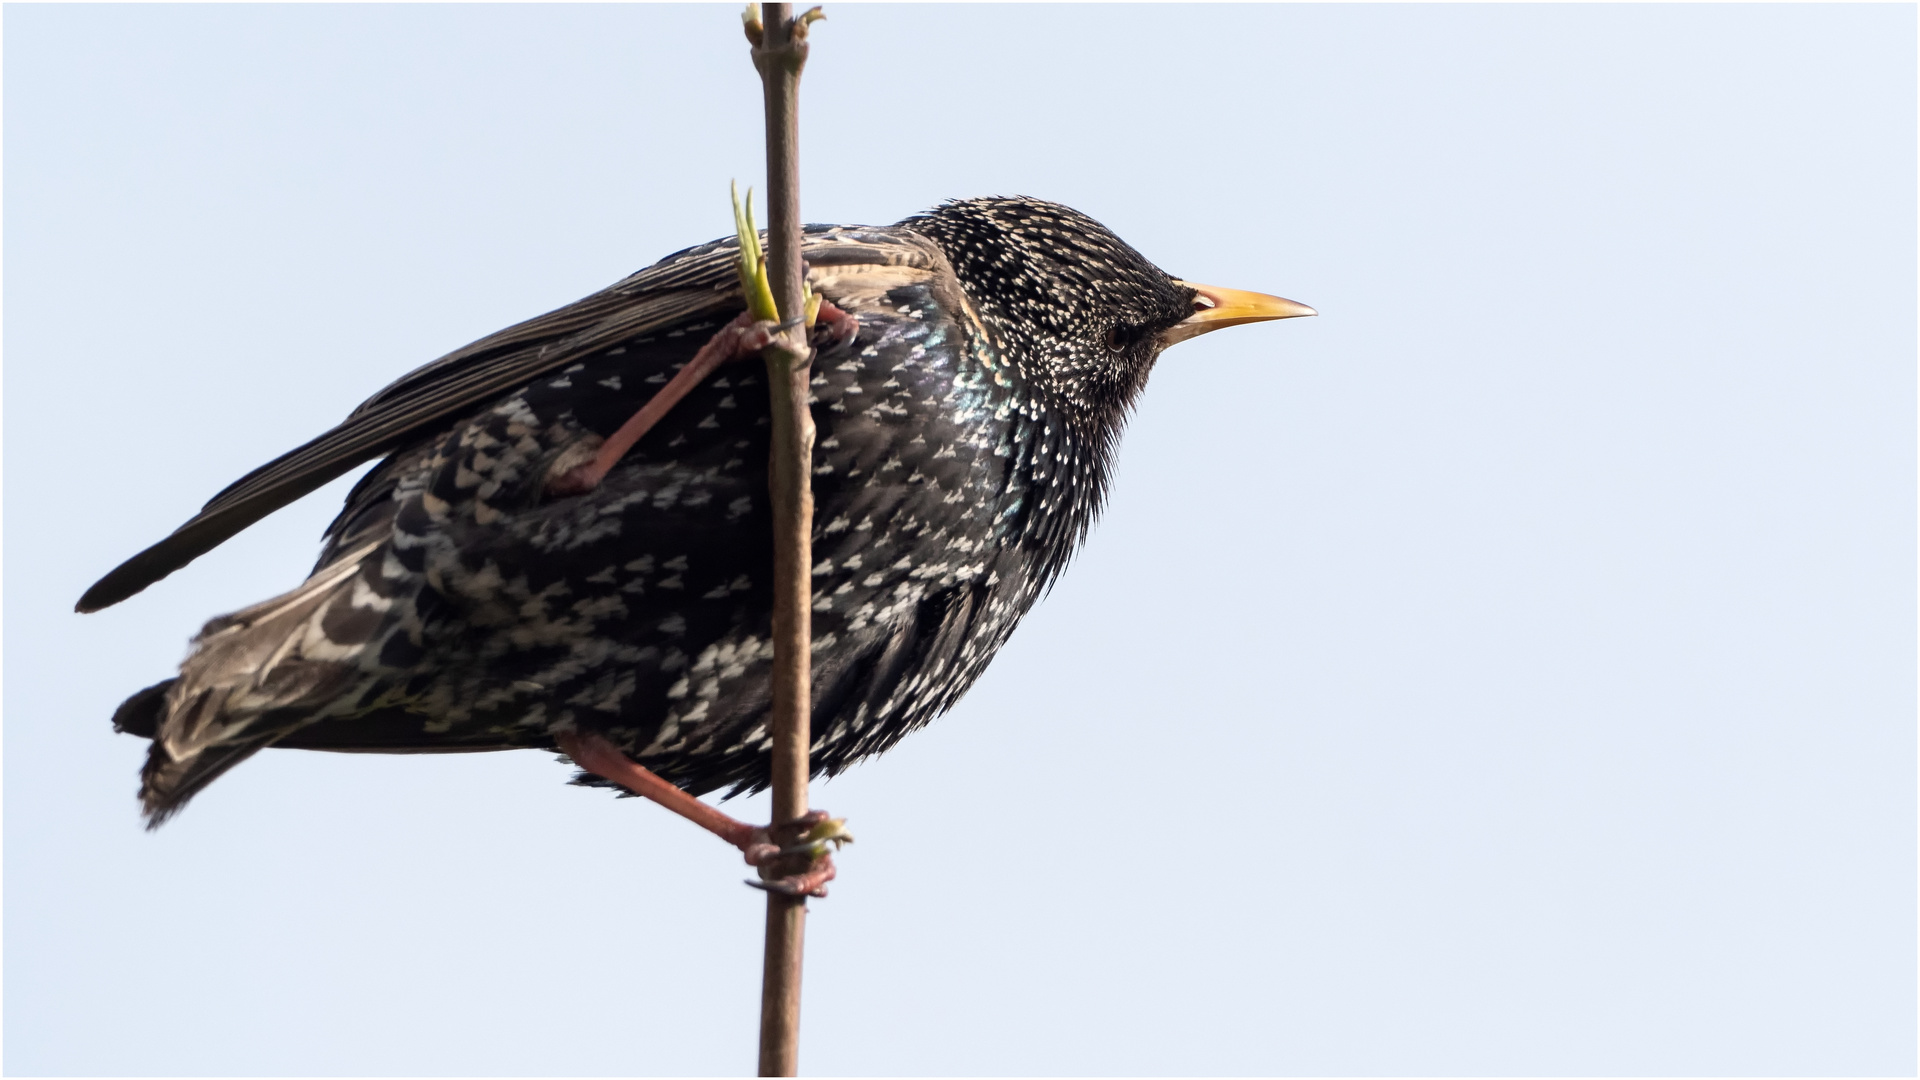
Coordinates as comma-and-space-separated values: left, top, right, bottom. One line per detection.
77, 227, 946, 613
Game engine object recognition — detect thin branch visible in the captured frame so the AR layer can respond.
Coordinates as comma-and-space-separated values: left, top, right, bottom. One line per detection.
748, 4, 818, 1075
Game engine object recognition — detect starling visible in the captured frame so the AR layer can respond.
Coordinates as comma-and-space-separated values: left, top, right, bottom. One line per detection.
84, 196, 1313, 848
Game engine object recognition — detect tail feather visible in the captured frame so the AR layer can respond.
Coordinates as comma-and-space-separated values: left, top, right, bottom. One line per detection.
112, 679, 174, 738
126, 539, 388, 825
140, 728, 267, 830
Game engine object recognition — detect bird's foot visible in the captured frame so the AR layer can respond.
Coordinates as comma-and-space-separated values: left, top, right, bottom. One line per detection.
557, 730, 852, 898
547, 312, 780, 497
808, 297, 859, 352
744, 810, 855, 898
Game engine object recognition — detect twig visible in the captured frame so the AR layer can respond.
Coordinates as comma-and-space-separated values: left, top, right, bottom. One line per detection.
746, 3, 819, 1075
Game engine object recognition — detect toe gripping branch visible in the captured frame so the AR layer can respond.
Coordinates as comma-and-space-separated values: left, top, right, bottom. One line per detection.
556, 730, 852, 898
743, 810, 855, 899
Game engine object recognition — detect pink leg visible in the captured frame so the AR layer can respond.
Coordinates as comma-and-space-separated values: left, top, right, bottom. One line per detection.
556, 729, 851, 898
548, 314, 770, 497
557, 728, 763, 848
548, 299, 859, 498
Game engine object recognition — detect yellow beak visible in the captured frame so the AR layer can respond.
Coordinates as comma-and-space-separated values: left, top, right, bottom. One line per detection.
1159, 281, 1316, 347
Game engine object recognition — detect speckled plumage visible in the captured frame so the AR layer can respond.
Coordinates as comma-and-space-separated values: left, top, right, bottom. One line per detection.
97, 198, 1270, 825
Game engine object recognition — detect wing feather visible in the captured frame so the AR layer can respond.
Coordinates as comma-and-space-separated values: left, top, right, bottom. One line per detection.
77, 228, 941, 613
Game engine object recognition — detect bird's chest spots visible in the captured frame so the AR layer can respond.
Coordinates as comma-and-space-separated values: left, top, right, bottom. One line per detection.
800, 287, 1033, 634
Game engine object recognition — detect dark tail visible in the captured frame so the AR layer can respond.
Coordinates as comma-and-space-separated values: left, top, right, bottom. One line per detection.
112, 679, 173, 738
117, 678, 277, 829
139, 733, 271, 830
111, 538, 387, 827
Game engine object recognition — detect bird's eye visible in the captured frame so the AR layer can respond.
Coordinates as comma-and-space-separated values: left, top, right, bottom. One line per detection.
1104, 325, 1134, 354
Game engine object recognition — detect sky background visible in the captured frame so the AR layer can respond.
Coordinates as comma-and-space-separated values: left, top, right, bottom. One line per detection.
5, 4, 1914, 1076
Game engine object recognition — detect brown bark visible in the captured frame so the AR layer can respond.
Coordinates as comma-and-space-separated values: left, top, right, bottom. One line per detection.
750, 5, 815, 1075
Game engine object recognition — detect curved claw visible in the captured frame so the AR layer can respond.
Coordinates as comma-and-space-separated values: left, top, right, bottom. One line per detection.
746, 857, 837, 899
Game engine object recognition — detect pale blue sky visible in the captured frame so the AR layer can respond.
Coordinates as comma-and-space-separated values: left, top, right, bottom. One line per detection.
6, 4, 1914, 1075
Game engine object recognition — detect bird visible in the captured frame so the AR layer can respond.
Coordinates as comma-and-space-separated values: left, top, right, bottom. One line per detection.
83, 196, 1313, 869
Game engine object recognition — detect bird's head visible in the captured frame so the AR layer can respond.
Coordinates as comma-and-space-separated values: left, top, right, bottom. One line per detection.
901, 196, 1313, 427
